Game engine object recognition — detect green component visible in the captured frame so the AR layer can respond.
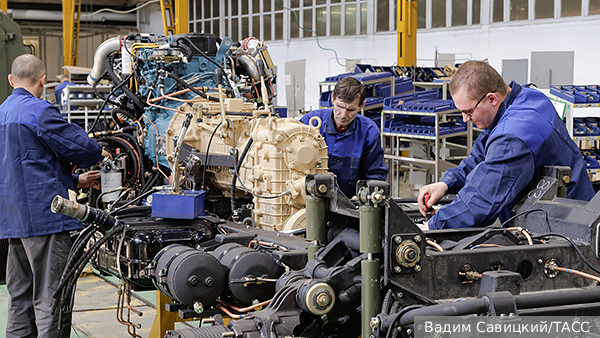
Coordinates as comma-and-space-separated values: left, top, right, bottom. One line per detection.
308, 245, 319, 259
359, 205, 382, 254
306, 195, 327, 242
361, 259, 380, 338
0, 14, 27, 103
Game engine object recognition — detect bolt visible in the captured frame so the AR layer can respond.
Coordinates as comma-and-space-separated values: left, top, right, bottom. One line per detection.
370, 317, 380, 329
316, 293, 330, 307
394, 236, 402, 244
396, 292, 403, 298
406, 250, 416, 260
188, 275, 199, 286
538, 259, 544, 264
562, 175, 571, 184
414, 235, 422, 242
193, 301, 204, 314
394, 266, 402, 273
318, 184, 328, 193
406, 328, 412, 334
414, 265, 421, 272
204, 277, 215, 287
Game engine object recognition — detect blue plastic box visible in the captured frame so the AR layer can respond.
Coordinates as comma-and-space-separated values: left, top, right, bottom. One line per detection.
151, 190, 205, 219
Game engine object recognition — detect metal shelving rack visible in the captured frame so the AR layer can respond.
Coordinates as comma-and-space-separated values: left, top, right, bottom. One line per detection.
381, 107, 473, 197
318, 75, 395, 111
546, 93, 600, 175
61, 84, 113, 125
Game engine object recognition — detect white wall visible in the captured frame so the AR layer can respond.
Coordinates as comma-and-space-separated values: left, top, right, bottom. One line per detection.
267, 16, 600, 110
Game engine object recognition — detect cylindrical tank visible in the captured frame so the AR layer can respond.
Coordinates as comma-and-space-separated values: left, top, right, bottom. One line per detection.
101, 169, 122, 202
151, 244, 225, 308
211, 243, 282, 305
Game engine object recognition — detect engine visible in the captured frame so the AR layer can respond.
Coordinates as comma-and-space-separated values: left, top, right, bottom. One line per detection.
86, 33, 328, 232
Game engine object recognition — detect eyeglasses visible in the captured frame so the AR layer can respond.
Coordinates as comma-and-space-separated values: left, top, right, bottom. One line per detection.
461, 92, 494, 118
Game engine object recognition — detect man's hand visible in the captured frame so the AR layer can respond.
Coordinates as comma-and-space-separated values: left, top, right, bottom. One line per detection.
102, 149, 113, 160
419, 220, 430, 231
77, 170, 101, 189
417, 182, 448, 217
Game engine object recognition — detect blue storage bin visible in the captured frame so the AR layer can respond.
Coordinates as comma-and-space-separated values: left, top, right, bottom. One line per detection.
320, 91, 332, 107
375, 78, 414, 97
354, 64, 377, 73
584, 155, 600, 169
383, 90, 440, 110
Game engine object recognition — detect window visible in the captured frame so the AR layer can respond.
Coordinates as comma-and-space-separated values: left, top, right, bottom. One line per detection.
562, 0, 581, 16
316, 6, 327, 36
377, 0, 390, 31
591, 0, 600, 14
452, 0, 468, 26
493, 0, 504, 22
511, 0, 528, 20
432, 0, 446, 27
417, 0, 426, 28
360, 1, 368, 33
331, 5, 341, 35
346, 3, 357, 35
473, 0, 481, 24
535, 0, 554, 18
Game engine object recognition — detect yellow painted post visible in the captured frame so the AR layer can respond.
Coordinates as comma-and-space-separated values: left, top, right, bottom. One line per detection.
174, 0, 188, 34
62, 0, 75, 67
149, 291, 176, 338
397, 0, 417, 67
0, 0, 7, 13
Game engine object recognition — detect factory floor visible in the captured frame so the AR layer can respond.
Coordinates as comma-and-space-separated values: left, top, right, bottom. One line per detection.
0, 268, 197, 337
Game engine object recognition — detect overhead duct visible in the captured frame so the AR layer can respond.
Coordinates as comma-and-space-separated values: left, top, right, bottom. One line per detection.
7, 9, 137, 23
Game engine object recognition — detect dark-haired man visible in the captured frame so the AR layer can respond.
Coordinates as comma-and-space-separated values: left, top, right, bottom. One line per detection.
301, 76, 388, 197
0, 54, 105, 337
418, 60, 594, 230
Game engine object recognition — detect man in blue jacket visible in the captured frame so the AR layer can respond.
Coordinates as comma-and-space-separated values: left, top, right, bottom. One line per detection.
0, 54, 105, 337
418, 60, 595, 230
301, 77, 388, 197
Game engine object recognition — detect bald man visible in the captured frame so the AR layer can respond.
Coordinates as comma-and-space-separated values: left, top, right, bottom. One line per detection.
0, 54, 105, 337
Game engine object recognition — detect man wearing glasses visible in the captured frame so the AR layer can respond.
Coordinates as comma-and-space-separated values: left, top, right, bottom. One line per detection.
418, 60, 594, 230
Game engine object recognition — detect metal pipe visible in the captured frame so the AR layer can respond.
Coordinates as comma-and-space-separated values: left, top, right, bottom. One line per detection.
306, 195, 326, 258
87, 36, 121, 85
8, 9, 136, 22
360, 204, 383, 338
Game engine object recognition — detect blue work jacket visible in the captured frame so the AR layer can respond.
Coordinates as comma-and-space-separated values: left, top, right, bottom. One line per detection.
301, 109, 388, 197
430, 82, 595, 229
0, 88, 103, 239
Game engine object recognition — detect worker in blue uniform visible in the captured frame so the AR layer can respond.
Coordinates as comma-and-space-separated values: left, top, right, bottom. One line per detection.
0, 54, 106, 337
54, 74, 76, 106
418, 60, 595, 230
301, 76, 388, 197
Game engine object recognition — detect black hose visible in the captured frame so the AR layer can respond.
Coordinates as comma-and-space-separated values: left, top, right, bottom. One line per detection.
139, 168, 161, 195
109, 188, 159, 215
382, 289, 393, 315
92, 70, 126, 109
165, 72, 220, 102
177, 37, 227, 78
88, 71, 136, 133
97, 136, 140, 185
203, 111, 254, 117
231, 139, 254, 215
171, 41, 193, 61
105, 52, 145, 117
386, 305, 425, 338
114, 132, 146, 188
201, 122, 223, 191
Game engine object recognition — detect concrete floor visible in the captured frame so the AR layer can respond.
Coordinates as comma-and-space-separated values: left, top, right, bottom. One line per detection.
0, 269, 197, 338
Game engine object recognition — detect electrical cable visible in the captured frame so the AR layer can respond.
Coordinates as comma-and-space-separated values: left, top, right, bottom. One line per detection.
105, 52, 145, 116
91, 0, 159, 15
114, 132, 146, 188
533, 232, 600, 275
231, 137, 253, 216
108, 187, 163, 216
499, 208, 550, 229
165, 72, 220, 102
386, 305, 425, 338
201, 122, 223, 191
274, 0, 344, 67
95, 186, 124, 209
88, 71, 135, 133
176, 36, 228, 77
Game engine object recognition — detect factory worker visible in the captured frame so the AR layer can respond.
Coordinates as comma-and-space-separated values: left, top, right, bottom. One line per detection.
301, 76, 388, 197
418, 60, 594, 230
0, 54, 105, 337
